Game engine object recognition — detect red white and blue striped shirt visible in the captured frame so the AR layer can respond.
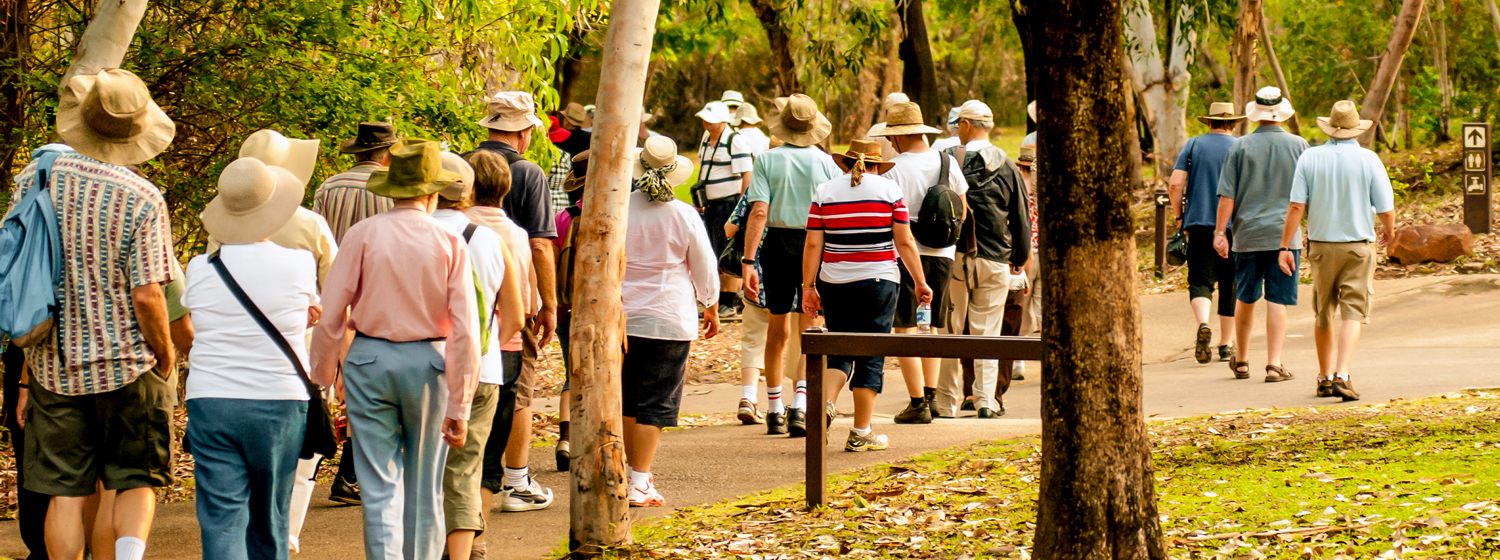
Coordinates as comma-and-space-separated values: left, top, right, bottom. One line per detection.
806, 173, 908, 284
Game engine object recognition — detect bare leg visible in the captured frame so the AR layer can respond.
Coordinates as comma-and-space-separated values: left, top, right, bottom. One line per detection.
1234, 300, 1256, 364
1335, 319, 1363, 375
1265, 302, 1288, 367
1218, 313, 1236, 347
851, 388, 878, 431
790, 313, 811, 383
446, 530, 476, 560
111, 487, 154, 543
739, 367, 761, 392
893, 327, 924, 398
721, 275, 741, 298
1190, 297, 1212, 325
91, 488, 116, 560
48, 496, 86, 560
1313, 325, 1336, 379
625, 422, 664, 473
823, 369, 848, 410
504, 407, 532, 470
764, 313, 792, 391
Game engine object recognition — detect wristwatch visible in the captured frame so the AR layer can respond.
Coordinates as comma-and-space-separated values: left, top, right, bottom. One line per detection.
1214, 230, 1226, 237
1279, 247, 1292, 252
740, 258, 755, 265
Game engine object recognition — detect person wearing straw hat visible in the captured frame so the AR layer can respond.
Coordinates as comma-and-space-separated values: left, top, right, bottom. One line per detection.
741, 93, 839, 437
430, 151, 527, 560
1277, 100, 1395, 402
864, 92, 911, 161
803, 140, 930, 452
547, 103, 594, 213
310, 139, 480, 560
1169, 102, 1246, 367
20, 67, 178, 560
734, 103, 771, 155
696, 100, 756, 321
621, 136, 721, 506
182, 156, 320, 560
870, 101, 967, 425
314, 122, 399, 245
1213, 86, 1309, 384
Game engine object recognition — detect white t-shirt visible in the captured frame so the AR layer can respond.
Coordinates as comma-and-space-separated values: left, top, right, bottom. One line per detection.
184, 242, 319, 401
882, 150, 968, 259
738, 127, 771, 155
433, 209, 508, 385
931, 136, 962, 152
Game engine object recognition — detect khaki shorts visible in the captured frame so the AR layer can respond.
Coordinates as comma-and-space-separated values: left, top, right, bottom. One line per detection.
443, 382, 499, 533
1308, 241, 1377, 328
516, 318, 539, 409
24, 368, 176, 496
740, 302, 770, 370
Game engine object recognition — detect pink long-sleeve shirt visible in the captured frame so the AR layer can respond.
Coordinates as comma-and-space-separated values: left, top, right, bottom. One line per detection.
311, 206, 481, 420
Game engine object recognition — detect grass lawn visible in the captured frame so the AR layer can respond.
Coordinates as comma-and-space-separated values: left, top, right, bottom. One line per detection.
572, 390, 1500, 559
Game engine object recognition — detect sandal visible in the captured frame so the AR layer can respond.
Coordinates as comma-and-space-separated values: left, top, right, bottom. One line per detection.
1194, 324, 1213, 364
1264, 364, 1294, 383
1230, 361, 1250, 380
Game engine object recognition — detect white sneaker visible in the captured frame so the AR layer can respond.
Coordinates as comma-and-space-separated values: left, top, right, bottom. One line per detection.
500, 477, 555, 512
627, 476, 666, 507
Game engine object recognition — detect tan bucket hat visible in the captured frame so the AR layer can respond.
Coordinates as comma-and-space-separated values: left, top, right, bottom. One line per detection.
239, 129, 320, 187
632, 136, 694, 187
366, 140, 461, 199
766, 94, 833, 147
1316, 100, 1373, 140
1197, 102, 1248, 126
734, 104, 763, 126
202, 158, 304, 244
870, 102, 942, 137
563, 103, 589, 126
1016, 145, 1036, 168
1245, 86, 1295, 123
478, 92, 545, 132
835, 139, 896, 175
437, 151, 477, 202
56, 68, 175, 166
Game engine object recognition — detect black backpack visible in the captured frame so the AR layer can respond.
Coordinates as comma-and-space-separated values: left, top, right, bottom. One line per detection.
911, 153, 965, 249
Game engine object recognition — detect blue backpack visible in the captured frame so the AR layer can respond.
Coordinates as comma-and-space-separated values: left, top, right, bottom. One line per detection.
0, 144, 70, 347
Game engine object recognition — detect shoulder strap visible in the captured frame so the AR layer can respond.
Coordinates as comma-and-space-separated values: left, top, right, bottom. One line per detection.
501, 151, 527, 166
955, 146, 969, 174
938, 151, 952, 189
208, 251, 317, 394
463, 223, 478, 243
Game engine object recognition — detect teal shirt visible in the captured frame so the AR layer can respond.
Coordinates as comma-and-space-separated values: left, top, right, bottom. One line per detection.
744, 145, 841, 229
1289, 138, 1395, 243
1215, 125, 1310, 252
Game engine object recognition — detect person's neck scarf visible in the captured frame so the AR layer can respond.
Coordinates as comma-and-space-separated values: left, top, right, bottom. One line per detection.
634, 156, 678, 202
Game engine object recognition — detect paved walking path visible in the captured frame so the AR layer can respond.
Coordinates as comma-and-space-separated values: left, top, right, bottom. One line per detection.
3, 274, 1498, 559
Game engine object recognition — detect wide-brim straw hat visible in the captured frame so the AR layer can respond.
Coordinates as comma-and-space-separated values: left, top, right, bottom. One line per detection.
1197, 102, 1247, 126
202, 157, 304, 244
836, 139, 895, 175
766, 94, 833, 147
563, 103, 588, 126
632, 136, 694, 187
239, 129, 320, 186
437, 151, 476, 202
870, 102, 942, 137
338, 122, 398, 154
1245, 87, 1295, 123
1316, 100, 1373, 140
478, 91, 546, 132
56, 68, 175, 166
564, 150, 590, 192
366, 139, 461, 199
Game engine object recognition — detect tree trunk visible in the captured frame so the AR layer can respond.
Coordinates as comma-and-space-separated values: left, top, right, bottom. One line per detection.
747, 0, 801, 95
1399, 73, 1412, 150
1029, 0, 1164, 557
1358, 0, 1425, 148
965, 13, 990, 98
1424, 0, 1451, 143
1486, 0, 1500, 54
1, 0, 31, 175
1196, 49, 1228, 90
1257, 11, 1300, 136
568, 0, 660, 553
1011, 0, 1037, 132
58, 0, 150, 94
877, 9, 903, 127
1124, 0, 1192, 176
898, 0, 942, 126
1232, 0, 1262, 135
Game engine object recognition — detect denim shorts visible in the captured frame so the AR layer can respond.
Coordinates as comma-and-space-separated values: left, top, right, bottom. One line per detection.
819, 278, 899, 393
1234, 249, 1300, 306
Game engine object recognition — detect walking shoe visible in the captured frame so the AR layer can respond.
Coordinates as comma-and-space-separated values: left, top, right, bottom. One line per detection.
628, 476, 666, 507
1194, 323, 1213, 364
844, 429, 889, 452
786, 407, 807, 437
1010, 363, 1026, 381
765, 411, 788, 435
470, 539, 487, 559
737, 398, 765, 425
500, 477, 555, 512
893, 401, 933, 424
1316, 378, 1335, 398
1218, 344, 1234, 363
1331, 378, 1361, 402
717, 304, 740, 321
927, 394, 940, 419
328, 476, 361, 506
555, 440, 571, 472
978, 406, 1005, 419
960, 396, 976, 411
825, 402, 837, 436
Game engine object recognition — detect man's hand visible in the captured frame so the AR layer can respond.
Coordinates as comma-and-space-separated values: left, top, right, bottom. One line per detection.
802, 286, 821, 318
1378, 224, 1394, 246
742, 265, 760, 302
16, 388, 26, 430
1213, 234, 1230, 259
1278, 250, 1296, 276
915, 281, 934, 305
702, 305, 721, 339
535, 305, 558, 348
442, 418, 467, 448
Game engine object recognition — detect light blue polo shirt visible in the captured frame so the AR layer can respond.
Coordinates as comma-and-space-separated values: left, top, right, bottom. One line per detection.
1289, 138, 1395, 242
744, 145, 841, 229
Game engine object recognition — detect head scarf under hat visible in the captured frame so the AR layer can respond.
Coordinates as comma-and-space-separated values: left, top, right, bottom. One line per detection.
632, 136, 694, 202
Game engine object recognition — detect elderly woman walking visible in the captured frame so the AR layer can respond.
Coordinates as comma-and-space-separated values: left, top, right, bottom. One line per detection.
622, 136, 721, 507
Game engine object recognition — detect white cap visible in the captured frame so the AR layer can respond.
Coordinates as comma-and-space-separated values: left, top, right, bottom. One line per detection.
956, 100, 993, 122
696, 101, 735, 124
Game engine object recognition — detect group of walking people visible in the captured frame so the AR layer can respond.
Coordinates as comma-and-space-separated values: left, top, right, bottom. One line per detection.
1170, 87, 1396, 401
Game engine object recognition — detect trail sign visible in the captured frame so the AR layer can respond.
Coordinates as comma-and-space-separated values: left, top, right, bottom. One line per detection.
1462, 123, 1492, 234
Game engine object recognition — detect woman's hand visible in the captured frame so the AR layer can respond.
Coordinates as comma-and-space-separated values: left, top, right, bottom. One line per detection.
802, 286, 821, 318
702, 304, 721, 339
307, 304, 323, 328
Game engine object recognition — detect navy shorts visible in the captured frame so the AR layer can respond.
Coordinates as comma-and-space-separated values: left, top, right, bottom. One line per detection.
760, 228, 807, 315
1234, 249, 1300, 306
621, 336, 691, 428
819, 278, 898, 393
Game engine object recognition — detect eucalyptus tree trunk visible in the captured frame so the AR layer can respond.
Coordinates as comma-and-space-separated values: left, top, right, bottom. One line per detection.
59, 0, 150, 93
1029, 0, 1164, 557
1358, 0, 1426, 148
1486, 0, 1500, 54
1257, 11, 1300, 136
1124, 0, 1193, 176
747, 0, 801, 95
1423, 0, 1451, 143
1232, 0, 1262, 135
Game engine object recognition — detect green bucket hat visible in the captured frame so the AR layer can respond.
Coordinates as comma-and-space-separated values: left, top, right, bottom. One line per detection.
365, 139, 460, 199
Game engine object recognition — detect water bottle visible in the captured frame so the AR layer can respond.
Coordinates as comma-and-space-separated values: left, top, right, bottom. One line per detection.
916, 303, 932, 334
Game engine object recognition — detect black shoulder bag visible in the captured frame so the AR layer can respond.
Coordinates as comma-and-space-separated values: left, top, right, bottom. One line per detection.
209, 251, 340, 460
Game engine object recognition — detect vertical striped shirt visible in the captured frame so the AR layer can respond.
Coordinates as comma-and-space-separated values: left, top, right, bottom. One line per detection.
10, 153, 177, 395
312, 162, 393, 245
696, 127, 754, 200
806, 173, 908, 285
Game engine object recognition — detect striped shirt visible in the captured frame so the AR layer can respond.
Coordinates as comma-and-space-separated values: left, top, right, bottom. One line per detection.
696, 127, 754, 200
11, 153, 177, 395
313, 162, 393, 245
807, 173, 908, 284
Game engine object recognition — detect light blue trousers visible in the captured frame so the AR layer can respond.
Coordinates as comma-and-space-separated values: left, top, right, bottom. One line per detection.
343, 336, 450, 560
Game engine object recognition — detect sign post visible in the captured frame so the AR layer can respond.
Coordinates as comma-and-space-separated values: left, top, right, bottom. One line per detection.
1462, 123, 1491, 235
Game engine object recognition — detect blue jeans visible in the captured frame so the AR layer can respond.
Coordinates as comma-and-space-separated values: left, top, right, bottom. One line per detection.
187, 398, 307, 560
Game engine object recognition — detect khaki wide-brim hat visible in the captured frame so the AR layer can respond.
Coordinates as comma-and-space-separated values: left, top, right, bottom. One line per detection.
1016, 145, 1036, 168
478, 91, 546, 132
1316, 100, 1373, 140
1245, 86, 1295, 122
239, 129, 320, 187
766, 93, 833, 147
836, 139, 895, 175
870, 102, 942, 137
564, 150, 590, 192
632, 136, 695, 187
202, 157, 304, 244
57, 69, 176, 166
366, 139, 461, 199
1197, 102, 1248, 126
734, 104, 763, 126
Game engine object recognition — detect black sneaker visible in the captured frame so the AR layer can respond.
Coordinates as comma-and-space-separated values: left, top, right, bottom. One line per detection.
978, 406, 1005, 419
1218, 344, 1234, 363
894, 401, 932, 424
766, 411, 788, 435
329, 475, 361, 506
1194, 323, 1213, 364
555, 440, 571, 472
786, 407, 806, 437
926, 394, 940, 419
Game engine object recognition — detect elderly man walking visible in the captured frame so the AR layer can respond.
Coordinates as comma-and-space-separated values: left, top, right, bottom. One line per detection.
314, 122, 399, 244
11, 68, 179, 560
697, 100, 756, 319
1278, 101, 1395, 402
1214, 87, 1309, 383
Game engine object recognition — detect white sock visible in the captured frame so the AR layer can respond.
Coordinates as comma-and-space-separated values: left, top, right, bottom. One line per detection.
794, 380, 809, 410
116, 537, 147, 560
629, 467, 651, 488
851, 425, 871, 436
1012, 362, 1025, 375
767, 386, 785, 414
1334, 372, 1349, 381
741, 384, 757, 402
503, 466, 529, 489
